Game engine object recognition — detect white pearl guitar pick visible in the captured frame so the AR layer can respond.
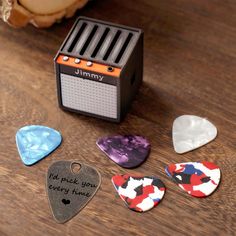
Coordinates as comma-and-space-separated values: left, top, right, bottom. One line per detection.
172, 115, 217, 154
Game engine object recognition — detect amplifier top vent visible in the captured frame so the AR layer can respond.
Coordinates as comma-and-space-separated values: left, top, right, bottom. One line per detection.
60, 17, 142, 68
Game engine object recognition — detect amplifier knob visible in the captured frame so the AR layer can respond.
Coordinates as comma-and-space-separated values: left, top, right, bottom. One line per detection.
63, 56, 69, 61
74, 58, 81, 64
86, 61, 93, 67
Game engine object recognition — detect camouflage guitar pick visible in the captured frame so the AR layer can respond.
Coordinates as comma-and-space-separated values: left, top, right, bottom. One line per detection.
112, 174, 165, 212
165, 161, 221, 197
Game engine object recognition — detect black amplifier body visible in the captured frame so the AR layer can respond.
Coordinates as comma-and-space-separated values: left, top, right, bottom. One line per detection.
55, 17, 143, 122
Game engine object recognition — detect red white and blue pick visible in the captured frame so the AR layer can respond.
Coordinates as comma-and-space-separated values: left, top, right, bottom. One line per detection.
112, 174, 165, 212
165, 161, 221, 197
16, 125, 62, 166
96, 135, 150, 168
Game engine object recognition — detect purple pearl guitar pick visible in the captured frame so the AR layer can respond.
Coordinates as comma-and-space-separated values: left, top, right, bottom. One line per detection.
96, 135, 150, 168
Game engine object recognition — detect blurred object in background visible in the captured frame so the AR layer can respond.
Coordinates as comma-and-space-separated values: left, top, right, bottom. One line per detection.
0, 0, 88, 28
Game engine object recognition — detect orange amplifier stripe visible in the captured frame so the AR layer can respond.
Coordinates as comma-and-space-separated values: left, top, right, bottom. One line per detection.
56, 55, 121, 77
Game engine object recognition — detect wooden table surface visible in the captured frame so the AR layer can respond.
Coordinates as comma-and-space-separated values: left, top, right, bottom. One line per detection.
0, 1, 235, 235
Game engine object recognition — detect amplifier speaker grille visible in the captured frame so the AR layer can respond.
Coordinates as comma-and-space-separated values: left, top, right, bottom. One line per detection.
60, 74, 118, 119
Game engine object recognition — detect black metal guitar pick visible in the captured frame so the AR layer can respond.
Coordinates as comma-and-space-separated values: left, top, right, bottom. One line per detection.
46, 160, 101, 223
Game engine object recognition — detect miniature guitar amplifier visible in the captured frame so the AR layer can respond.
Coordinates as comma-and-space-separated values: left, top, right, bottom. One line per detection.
54, 16, 143, 122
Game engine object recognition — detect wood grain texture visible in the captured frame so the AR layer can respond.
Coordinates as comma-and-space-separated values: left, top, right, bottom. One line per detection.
0, 0, 236, 235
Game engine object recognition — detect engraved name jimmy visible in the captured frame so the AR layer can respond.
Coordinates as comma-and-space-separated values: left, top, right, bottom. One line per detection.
75, 69, 104, 81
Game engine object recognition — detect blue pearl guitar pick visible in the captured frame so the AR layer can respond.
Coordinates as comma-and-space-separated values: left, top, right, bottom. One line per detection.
16, 125, 62, 166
